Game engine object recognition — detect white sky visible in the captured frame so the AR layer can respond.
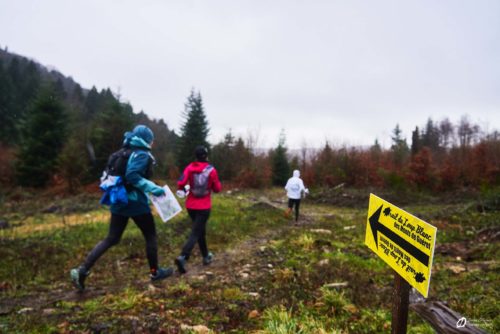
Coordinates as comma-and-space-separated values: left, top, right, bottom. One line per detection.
1, 0, 499, 149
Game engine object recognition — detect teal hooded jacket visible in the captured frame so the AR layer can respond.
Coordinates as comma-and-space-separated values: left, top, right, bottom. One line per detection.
110, 126, 163, 217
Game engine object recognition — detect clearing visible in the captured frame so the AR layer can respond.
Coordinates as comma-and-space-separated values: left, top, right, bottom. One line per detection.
0, 188, 498, 333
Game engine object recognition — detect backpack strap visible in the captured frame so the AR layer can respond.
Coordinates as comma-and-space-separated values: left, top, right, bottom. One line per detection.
145, 152, 155, 179
203, 165, 214, 174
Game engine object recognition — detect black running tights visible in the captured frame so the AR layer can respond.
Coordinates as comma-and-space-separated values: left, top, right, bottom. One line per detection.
181, 209, 210, 259
83, 213, 158, 272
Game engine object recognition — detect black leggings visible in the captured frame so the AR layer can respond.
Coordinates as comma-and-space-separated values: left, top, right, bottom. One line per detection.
83, 213, 158, 272
288, 198, 301, 221
181, 209, 210, 259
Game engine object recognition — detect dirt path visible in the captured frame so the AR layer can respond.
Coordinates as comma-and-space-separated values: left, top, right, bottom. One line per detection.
165, 217, 313, 283
165, 202, 316, 284
0, 199, 318, 317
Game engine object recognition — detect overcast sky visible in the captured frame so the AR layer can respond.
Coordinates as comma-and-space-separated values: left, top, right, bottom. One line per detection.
1, 0, 499, 149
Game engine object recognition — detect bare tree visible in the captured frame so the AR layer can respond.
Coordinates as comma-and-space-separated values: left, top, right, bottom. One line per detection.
457, 115, 480, 148
245, 126, 262, 155
439, 118, 454, 148
300, 139, 309, 172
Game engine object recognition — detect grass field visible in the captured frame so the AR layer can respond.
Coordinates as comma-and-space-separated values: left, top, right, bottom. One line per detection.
0, 187, 498, 333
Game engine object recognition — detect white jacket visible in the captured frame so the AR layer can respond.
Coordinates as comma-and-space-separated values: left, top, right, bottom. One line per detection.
285, 170, 306, 199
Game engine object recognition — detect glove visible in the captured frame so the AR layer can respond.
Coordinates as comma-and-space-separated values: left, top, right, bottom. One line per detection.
176, 190, 186, 198
305, 188, 310, 194
151, 186, 165, 196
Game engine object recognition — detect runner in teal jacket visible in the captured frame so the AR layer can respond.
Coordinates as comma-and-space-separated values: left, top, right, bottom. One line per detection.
110, 128, 164, 216
71, 125, 173, 291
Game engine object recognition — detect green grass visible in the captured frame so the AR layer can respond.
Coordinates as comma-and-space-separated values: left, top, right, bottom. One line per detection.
0, 188, 499, 333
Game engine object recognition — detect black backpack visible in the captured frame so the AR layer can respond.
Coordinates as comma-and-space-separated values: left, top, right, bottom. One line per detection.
103, 147, 154, 183
105, 147, 132, 178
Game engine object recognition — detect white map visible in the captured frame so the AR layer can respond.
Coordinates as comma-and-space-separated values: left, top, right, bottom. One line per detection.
150, 185, 182, 222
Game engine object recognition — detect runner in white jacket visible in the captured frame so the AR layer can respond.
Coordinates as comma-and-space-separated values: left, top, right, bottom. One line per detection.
285, 170, 309, 221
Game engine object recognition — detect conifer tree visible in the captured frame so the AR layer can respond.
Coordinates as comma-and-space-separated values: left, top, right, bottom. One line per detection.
177, 89, 210, 168
211, 131, 235, 180
411, 126, 421, 156
59, 132, 89, 193
370, 139, 382, 157
0, 60, 15, 143
89, 99, 134, 178
135, 112, 179, 176
271, 130, 290, 186
422, 118, 440, 151
19, 60, 41, 112
390, 124, 409, 168
233, 137, 251, 170
84, 86, 100, 120
16, 84, 67, 187
2, 58, 42, 144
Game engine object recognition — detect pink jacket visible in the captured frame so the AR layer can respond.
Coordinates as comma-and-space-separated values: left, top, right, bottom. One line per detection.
177, 162, 221, 210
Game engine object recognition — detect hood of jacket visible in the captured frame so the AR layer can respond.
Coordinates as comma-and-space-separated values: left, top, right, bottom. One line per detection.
188, 161, 210, 173
122, 125, 154, 150
129, 136, 151, 150
293, 170, 300, 178
123, 133, 151, 150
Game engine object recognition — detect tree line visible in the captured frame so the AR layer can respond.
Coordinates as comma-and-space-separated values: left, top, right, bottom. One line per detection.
1, 49, 499, 193
0, 50, 178, 190
208, 116, 500, 192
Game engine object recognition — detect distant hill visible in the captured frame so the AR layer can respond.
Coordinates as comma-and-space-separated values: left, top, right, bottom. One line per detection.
0, 47, 83, 98
0, 46, 178, 188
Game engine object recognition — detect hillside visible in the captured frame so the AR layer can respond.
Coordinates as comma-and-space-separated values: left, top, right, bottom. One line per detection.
0, 47, 178, 190
0, 47, 82, 96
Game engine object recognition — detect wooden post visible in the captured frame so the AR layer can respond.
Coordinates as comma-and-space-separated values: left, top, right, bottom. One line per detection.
392, 271, 411, 334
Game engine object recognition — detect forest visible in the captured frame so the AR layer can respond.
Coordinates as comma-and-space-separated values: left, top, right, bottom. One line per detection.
0, 48, 498, 333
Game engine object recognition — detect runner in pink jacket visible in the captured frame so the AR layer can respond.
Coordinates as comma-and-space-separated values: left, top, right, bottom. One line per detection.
177, 161, 221, 210
175, 146, 221, 274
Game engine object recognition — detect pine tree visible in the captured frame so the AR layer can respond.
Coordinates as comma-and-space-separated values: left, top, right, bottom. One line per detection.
3, 58, 42, 144
233, 137, 251, 175
315, 142, 335, 186
271, 130, 290, 186
411, 126, 421, 155
390, 124, 409, 168
58, 132, 89, 193
89, 99, 134, 178
0, 59, 16, 143
370, 139, 382, 157
19, 60, 42, 112
135, 112, 179, 176
84, 86, 100, 120
422, 118, 440, 151
177, 89, 210, 168
16, 84, 67, 187
211, 130, 236, 180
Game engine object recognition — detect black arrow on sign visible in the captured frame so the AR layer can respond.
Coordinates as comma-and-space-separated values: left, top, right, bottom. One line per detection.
369, 205, 430, 267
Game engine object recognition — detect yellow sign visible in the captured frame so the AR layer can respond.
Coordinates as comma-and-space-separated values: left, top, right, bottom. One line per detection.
365, 194, 437, 297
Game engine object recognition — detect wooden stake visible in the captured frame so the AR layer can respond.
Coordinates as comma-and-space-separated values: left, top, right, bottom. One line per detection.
392, 271, 410, 334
